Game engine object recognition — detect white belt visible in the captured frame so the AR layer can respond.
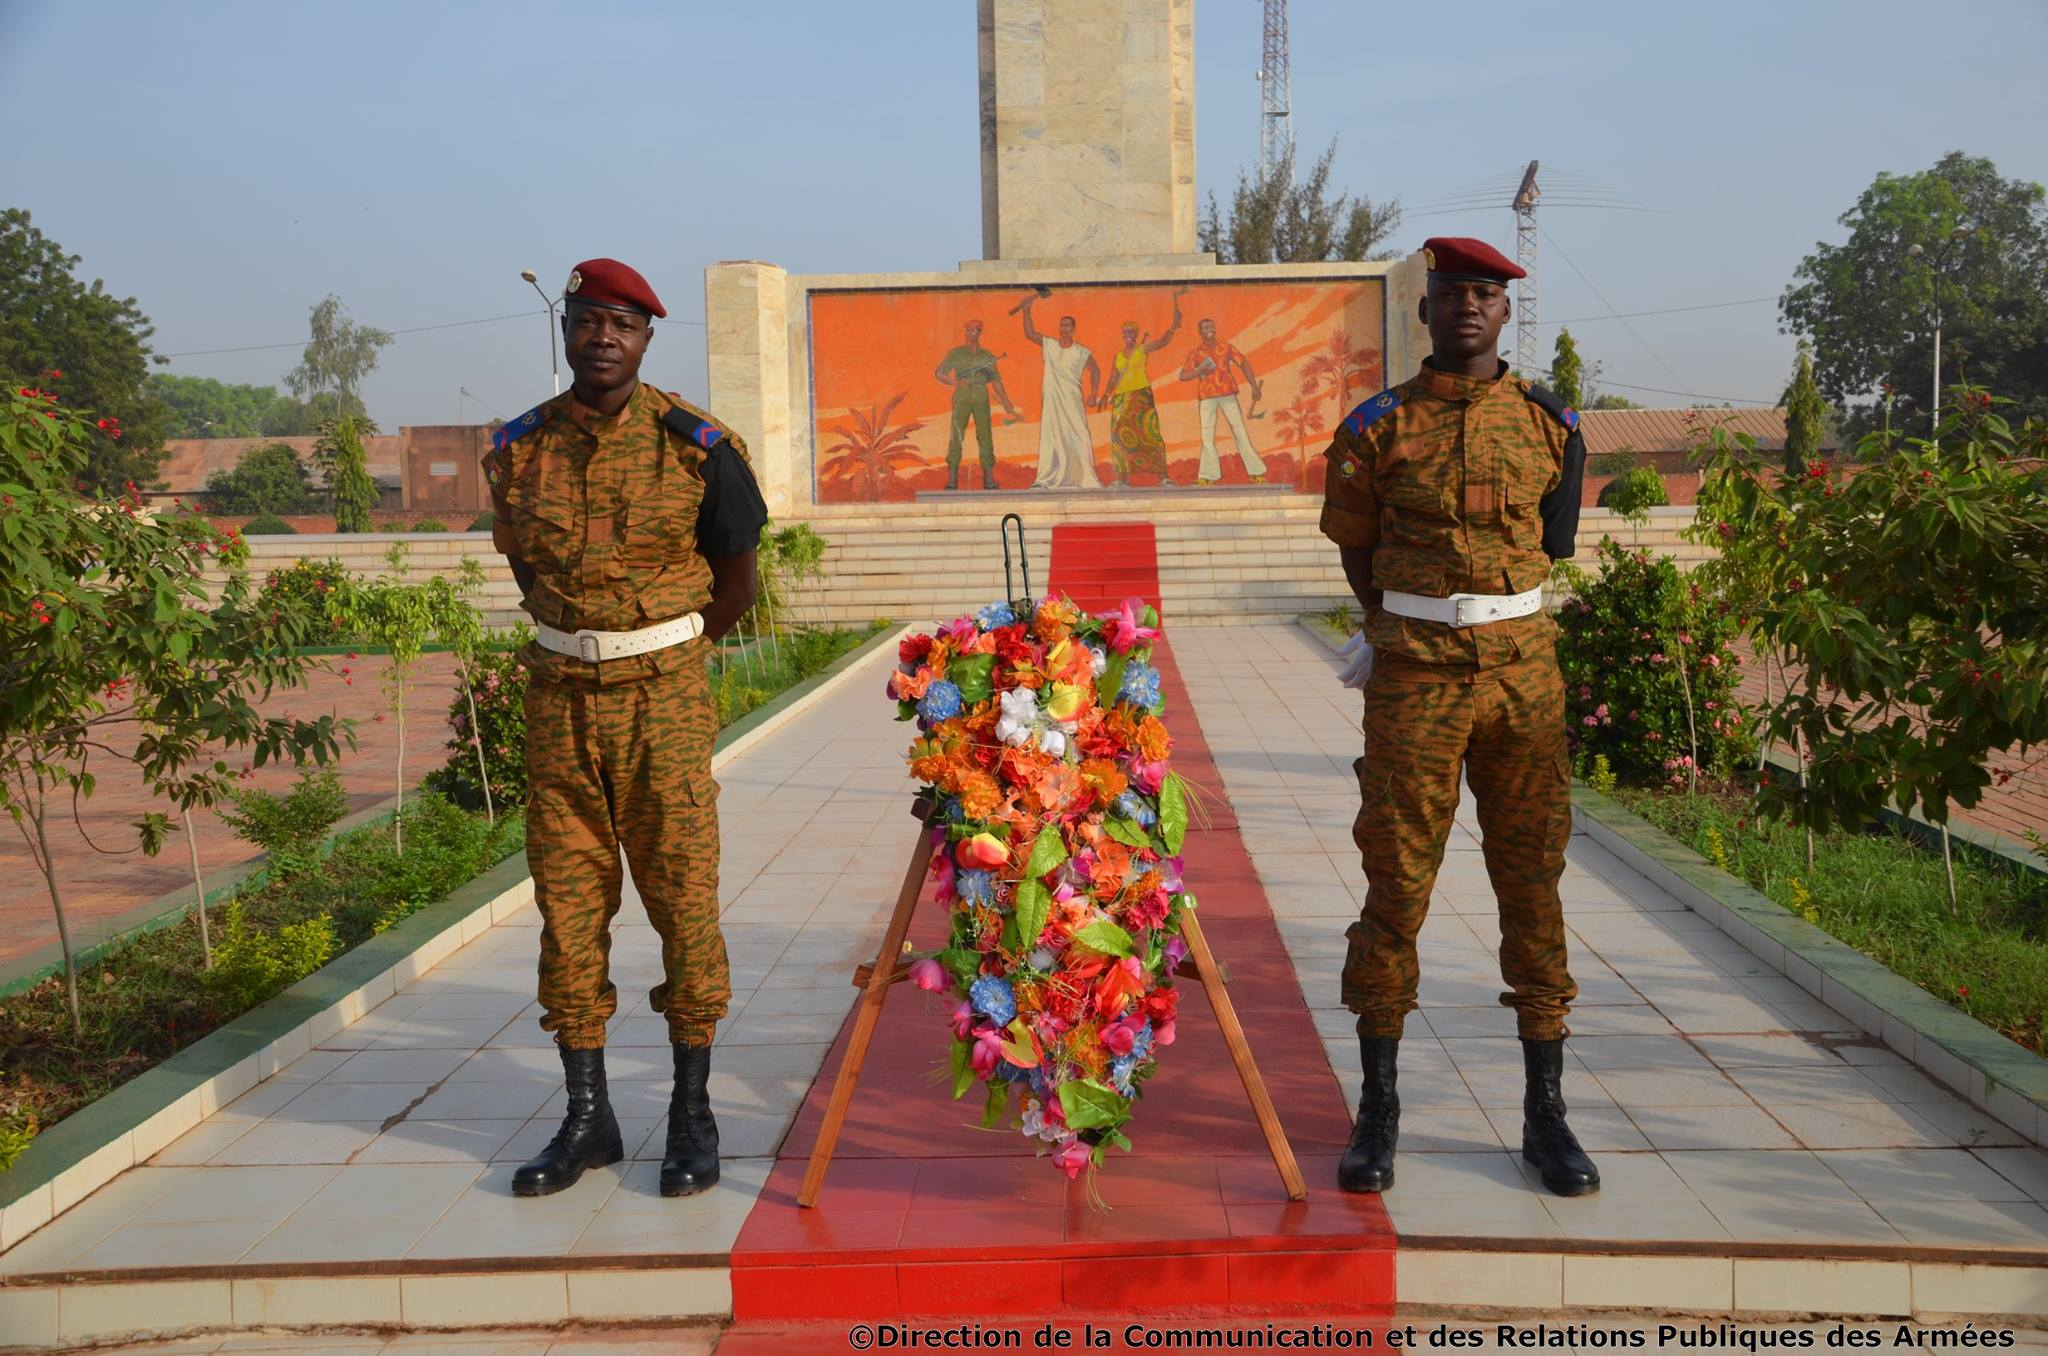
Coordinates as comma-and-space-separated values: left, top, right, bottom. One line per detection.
535, 611, 704, 663
1381, 586, 1545, 629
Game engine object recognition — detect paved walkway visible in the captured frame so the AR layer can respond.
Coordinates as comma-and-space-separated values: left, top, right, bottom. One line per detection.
5, 626, 2045, 1332
0, 654, 463, 968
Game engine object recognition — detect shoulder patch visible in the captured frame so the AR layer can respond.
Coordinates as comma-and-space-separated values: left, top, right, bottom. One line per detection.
491, 404, 547, 453
1341, 389, 1402, 437
1523, 383, 1580, 432
661, 405, 728, 451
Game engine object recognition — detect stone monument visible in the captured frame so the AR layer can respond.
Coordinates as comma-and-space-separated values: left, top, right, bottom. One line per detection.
976, 0, 1200, 264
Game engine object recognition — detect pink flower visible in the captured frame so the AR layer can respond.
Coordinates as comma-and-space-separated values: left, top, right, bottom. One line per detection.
1582, 716, 1597, 728
1102, 598, 1159, 654
1152, 1018, 1176, 1047
1100, 1017, 1140, 1057
969, 1024, 1005, 1077
909, 958, 948, 993
1052, 1138, 1093, 1178
932, 850, 958, 903
949, 1001, 974, 1040
1127, 757, 1168, 795
1594, 703, 1609, 718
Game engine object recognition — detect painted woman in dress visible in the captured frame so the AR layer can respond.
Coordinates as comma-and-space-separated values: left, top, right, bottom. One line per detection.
1095, 288, 1187, 489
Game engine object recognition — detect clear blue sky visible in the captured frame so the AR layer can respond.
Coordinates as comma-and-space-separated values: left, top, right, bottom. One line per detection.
3, 0, 2043, 426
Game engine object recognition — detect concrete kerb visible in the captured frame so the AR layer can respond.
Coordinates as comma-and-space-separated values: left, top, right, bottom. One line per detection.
1295, 613, 2048, 1149
0, 623, 907, 1261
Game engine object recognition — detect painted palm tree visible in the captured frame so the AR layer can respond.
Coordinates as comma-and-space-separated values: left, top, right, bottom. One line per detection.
1271, 393, 1325, 491
819, 393, 928, 501
1299, 329, 1384, 424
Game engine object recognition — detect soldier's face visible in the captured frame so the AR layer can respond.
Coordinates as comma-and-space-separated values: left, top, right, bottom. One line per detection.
965, 321, 983, 344
1420, 280, 1510, 364
563, 303, 653, 393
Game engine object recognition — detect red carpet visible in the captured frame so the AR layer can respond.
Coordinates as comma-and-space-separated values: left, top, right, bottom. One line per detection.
1045, 522, 1162, 614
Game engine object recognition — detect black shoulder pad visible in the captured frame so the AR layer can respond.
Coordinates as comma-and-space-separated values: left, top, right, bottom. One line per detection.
663, 407, 768, 558
1523, 383, 1581, 432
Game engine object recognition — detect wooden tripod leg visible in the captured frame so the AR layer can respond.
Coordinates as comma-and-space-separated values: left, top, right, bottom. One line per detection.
797, 801, 940, 1208
1180, 911, 1308, 1201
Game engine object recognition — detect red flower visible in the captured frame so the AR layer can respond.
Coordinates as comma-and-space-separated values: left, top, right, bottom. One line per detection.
1955, 985, 1969, 999
898, 634, 934, 665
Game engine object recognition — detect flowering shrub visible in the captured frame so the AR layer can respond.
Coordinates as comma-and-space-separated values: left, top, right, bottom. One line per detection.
427, 637, 530, 810
889, 596, 1192, 1182
1554, 538, 1748, 787
255, 557, 353, 634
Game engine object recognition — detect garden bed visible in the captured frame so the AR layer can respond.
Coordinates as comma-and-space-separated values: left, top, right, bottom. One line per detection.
1612, 782, 2047, 1057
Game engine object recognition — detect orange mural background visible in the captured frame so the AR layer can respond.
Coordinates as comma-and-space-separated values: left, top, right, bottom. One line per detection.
808, 277, 1387, 503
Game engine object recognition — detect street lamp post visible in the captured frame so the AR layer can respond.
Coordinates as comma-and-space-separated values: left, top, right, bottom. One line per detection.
520, 266, 561, 393
1905, 224, 1972, 439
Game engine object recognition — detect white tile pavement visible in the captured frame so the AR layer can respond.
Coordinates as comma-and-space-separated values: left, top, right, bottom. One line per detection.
1169, 622, 2048, 1253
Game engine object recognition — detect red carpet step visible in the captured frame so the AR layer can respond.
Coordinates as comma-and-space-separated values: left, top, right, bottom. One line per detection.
1045, 522, 1161, 614
723, 639, 1391, 1329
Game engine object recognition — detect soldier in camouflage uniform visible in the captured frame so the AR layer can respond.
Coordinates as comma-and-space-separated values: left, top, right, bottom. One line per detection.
1319, 237, 1597, 1197
484, 258, 766, 1199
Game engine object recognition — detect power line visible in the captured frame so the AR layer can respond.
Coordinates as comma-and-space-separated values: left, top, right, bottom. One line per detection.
161, 307, 707, 359
1540, 296, 1777, 326
1539, 224, 1700, 399
1528, 366, 1777, 406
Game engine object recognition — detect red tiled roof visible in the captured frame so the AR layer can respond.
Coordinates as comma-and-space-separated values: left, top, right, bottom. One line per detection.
1578, 407, 1836, 457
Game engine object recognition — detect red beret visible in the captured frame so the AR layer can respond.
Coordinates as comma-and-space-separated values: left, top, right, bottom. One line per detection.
1421, 236, 1525, 284
563, 258, 666, 319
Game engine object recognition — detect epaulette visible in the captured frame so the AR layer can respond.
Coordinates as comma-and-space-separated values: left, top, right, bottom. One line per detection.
661, 402, 730, 451
1523, 383, 1581, 433
1341, 389, 1402, 437
491, 404, 547, 453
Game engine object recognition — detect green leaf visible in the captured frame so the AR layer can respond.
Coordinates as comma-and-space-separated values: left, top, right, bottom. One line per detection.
896, 699, 918, 722
982, 1080, 1008, 1129
1096, 650, 1130, 709
1102, 816, 1151, 849
1013, 879, 1051, 952
1023, 825, 1068, 880
950, 1038, 974, 1099
1071, 918, 1133, 957
1057, 1079, 1131, 1132
1158, 773, 1189, 855
949, 652, 997, 704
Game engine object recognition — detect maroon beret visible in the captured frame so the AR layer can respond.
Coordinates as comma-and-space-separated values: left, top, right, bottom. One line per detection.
563, 258, 666, 319
1421, 236, 1525, 284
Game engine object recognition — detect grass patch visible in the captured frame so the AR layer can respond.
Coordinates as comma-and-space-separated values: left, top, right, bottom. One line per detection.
1616, 784, 2048, 1055
0, 795, 525, 1150
711, 623, 885, 727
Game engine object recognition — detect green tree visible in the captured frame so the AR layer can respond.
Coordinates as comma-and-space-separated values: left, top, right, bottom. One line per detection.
1550, 328, 1586, 408
1198, 140, 1402, 265
0, 388, 347, 1031
147, 374, 300, 439
1587, 393, 1643, 411
1780, 340, 1829, 475
284, 295, 391, 424
0, 208, 169, 492
201, 442, 318, 516
316, 415, 378, 532
1780, 152, 2048, 434
1689, 391, 2048, 909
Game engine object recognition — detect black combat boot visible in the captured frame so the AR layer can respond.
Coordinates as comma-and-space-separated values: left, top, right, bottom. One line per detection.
1521, 1038, 1600, 1196
1337, 1035, 1400, 1193
512, 1046, 623, 1197
944, 468, 959, 490
660, 1043, 721, 1197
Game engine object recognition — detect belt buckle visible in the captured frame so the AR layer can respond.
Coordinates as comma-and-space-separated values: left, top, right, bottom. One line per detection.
575, 630, 602, 663
1448, 594, 1479, 629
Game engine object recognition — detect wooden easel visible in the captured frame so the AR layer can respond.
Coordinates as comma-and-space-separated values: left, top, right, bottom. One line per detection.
796, 791, 1308, 1206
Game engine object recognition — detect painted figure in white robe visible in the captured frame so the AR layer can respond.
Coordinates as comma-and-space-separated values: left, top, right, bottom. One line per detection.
1020, 294, 1102, 489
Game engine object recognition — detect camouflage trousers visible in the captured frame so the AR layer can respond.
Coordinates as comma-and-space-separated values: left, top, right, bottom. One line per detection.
1344, 650, 1576, 1041
525, 660, 728, 1049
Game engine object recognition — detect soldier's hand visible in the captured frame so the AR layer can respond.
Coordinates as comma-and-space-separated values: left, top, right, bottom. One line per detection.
1337, 632, 1375, 689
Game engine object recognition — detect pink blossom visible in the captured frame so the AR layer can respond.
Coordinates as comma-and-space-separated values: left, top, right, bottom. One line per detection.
949, 1001, 974, 1040
1052, 1138, 1093, 1178
969, 1024, 1006, 1077
1582, 716, 1598, 727
1102, 598, 1159, 654
909, 958, 948, 993
1100, 1017, 1140, 1057
1594, 704, 1609, 719
1152, 1018, 1176, 1047
1127, 757, 1168, 795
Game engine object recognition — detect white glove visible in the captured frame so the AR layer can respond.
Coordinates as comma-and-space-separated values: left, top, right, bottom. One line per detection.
1337, 632, 1375, 689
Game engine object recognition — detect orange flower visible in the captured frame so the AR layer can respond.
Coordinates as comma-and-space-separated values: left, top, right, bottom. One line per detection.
1050, 893, 1093, 934
1089, 840, 1133, 897
1030, 762, 1083, 812
1079, 758, 1128, 805
1033, 597, 1079, 643
1136, 715, 1172, 763
1104, 707, 1142, 752
958, 771, 1002, 819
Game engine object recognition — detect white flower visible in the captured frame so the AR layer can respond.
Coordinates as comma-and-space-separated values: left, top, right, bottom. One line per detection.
1038, 726, 1067, 759
996, 687, 1039, 747
1088, 644, 1108, 677
1027, 946, 1056, 970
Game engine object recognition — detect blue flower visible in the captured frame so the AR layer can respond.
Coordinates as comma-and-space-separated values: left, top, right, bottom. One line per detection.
956, 868, 995, 905
1118, 662, 1161, 708
977, 601, 1017, 631
1130, 1021, 1154, 1062
969, 976, 1016, 1025
1113, 791, 1157, 827
1110, 1053, 1139, 1094
918, 680, 963, 723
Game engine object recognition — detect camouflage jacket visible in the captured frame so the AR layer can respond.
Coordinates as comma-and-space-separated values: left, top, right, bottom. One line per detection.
483, 383, 747, 687
1320, 362, 1584, 674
